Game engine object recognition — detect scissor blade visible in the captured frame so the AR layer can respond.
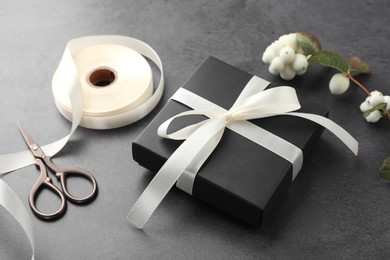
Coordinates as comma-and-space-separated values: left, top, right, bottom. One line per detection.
17, 122, 38, 147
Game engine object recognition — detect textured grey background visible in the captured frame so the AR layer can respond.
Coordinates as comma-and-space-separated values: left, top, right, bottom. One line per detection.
1, 0, 390, 259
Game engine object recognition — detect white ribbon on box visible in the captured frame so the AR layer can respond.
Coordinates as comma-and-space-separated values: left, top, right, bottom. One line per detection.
127, 76, 358, 229
0, 35, 164, 260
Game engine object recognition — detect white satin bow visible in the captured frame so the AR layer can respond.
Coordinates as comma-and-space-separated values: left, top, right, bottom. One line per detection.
127, 76, 358, 229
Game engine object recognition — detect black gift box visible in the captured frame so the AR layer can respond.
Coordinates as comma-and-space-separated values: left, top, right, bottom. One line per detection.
132, 56, 328, 226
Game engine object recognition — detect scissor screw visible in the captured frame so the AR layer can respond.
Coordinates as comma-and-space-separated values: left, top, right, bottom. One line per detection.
32, 145, 38, 151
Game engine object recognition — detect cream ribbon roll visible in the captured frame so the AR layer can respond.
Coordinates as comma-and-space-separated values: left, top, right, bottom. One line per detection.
52, 37, 163, 129
0, 35, 164, 260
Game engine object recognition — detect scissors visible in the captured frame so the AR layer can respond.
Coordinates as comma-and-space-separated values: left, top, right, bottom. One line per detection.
17, 123, 98, 220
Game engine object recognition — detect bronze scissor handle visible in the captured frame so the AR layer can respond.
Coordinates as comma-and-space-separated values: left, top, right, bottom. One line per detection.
17, 123, 98, 220
43, 156, 98, 204
29, 156, 98, 221
29, 159, 67, 220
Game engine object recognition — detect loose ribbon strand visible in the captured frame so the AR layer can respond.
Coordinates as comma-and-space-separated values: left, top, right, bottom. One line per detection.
0, 180, 35, 259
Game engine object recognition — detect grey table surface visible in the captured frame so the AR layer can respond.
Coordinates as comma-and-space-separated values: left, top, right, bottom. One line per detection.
1, 0, 390, 259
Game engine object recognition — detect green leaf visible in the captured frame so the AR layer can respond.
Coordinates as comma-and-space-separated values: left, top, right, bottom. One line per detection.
348, 56, 371, 74
308, 51, 349, 73
296, 32, 321, 55
363, 102, 387, 118
380, 157, 390, 180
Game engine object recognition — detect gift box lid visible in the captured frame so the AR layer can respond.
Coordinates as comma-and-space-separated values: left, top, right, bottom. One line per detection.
132, 56, 328, 226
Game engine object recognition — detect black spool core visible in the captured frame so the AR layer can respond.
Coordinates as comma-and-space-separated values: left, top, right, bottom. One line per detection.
89, 68, 116, 87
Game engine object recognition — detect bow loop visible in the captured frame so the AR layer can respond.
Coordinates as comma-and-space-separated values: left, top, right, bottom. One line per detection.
158, 86, 302, 138
228, 86, 301, 121
157, 110, 221, 140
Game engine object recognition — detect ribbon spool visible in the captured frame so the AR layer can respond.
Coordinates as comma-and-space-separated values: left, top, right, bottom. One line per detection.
52, 35, 164, 129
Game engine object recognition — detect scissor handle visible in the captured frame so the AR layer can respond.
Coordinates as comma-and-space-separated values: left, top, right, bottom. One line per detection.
29, 159, 67, 220
43, 156, 98, 204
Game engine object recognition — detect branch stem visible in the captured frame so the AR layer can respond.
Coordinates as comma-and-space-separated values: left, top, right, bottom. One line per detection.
346, 73, 371, 96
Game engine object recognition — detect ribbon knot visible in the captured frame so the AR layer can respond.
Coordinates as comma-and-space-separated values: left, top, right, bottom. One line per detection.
223, 112, 233, 124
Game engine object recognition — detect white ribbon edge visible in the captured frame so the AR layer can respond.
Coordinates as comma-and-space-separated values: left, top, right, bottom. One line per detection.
0, 35, 164, 259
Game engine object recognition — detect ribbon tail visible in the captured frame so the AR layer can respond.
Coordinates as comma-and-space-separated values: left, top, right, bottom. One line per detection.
230, 76, 270, 109
288, 112, 359, 155
43, 49, 84, 157
0, 137, 75, 175
0, 179, 35, 259
176, 122, 225, 194
0, 47, 83, 174
0, 151, 35, 175
127, 118, 226, 228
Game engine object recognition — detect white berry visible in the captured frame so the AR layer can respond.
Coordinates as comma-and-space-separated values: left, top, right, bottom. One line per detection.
296, 66, 308, 75
365, 110, 382, 123
270, 40, 284, 55
262, 46, 277, 64
368, 90, 384, 106
384, 95, 390, 111
268, 56, 285, 75
279, 46, 296, 64
263, 34, 311, 80
280, 65, 296, 80
329, 73, 350, 95
278, 34, 289, 44
359, 100, 371, 112
279, 33, 298, 51
292, 53, 308, 74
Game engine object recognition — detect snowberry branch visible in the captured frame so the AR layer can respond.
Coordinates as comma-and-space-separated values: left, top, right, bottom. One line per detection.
261, 32, 390, 179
